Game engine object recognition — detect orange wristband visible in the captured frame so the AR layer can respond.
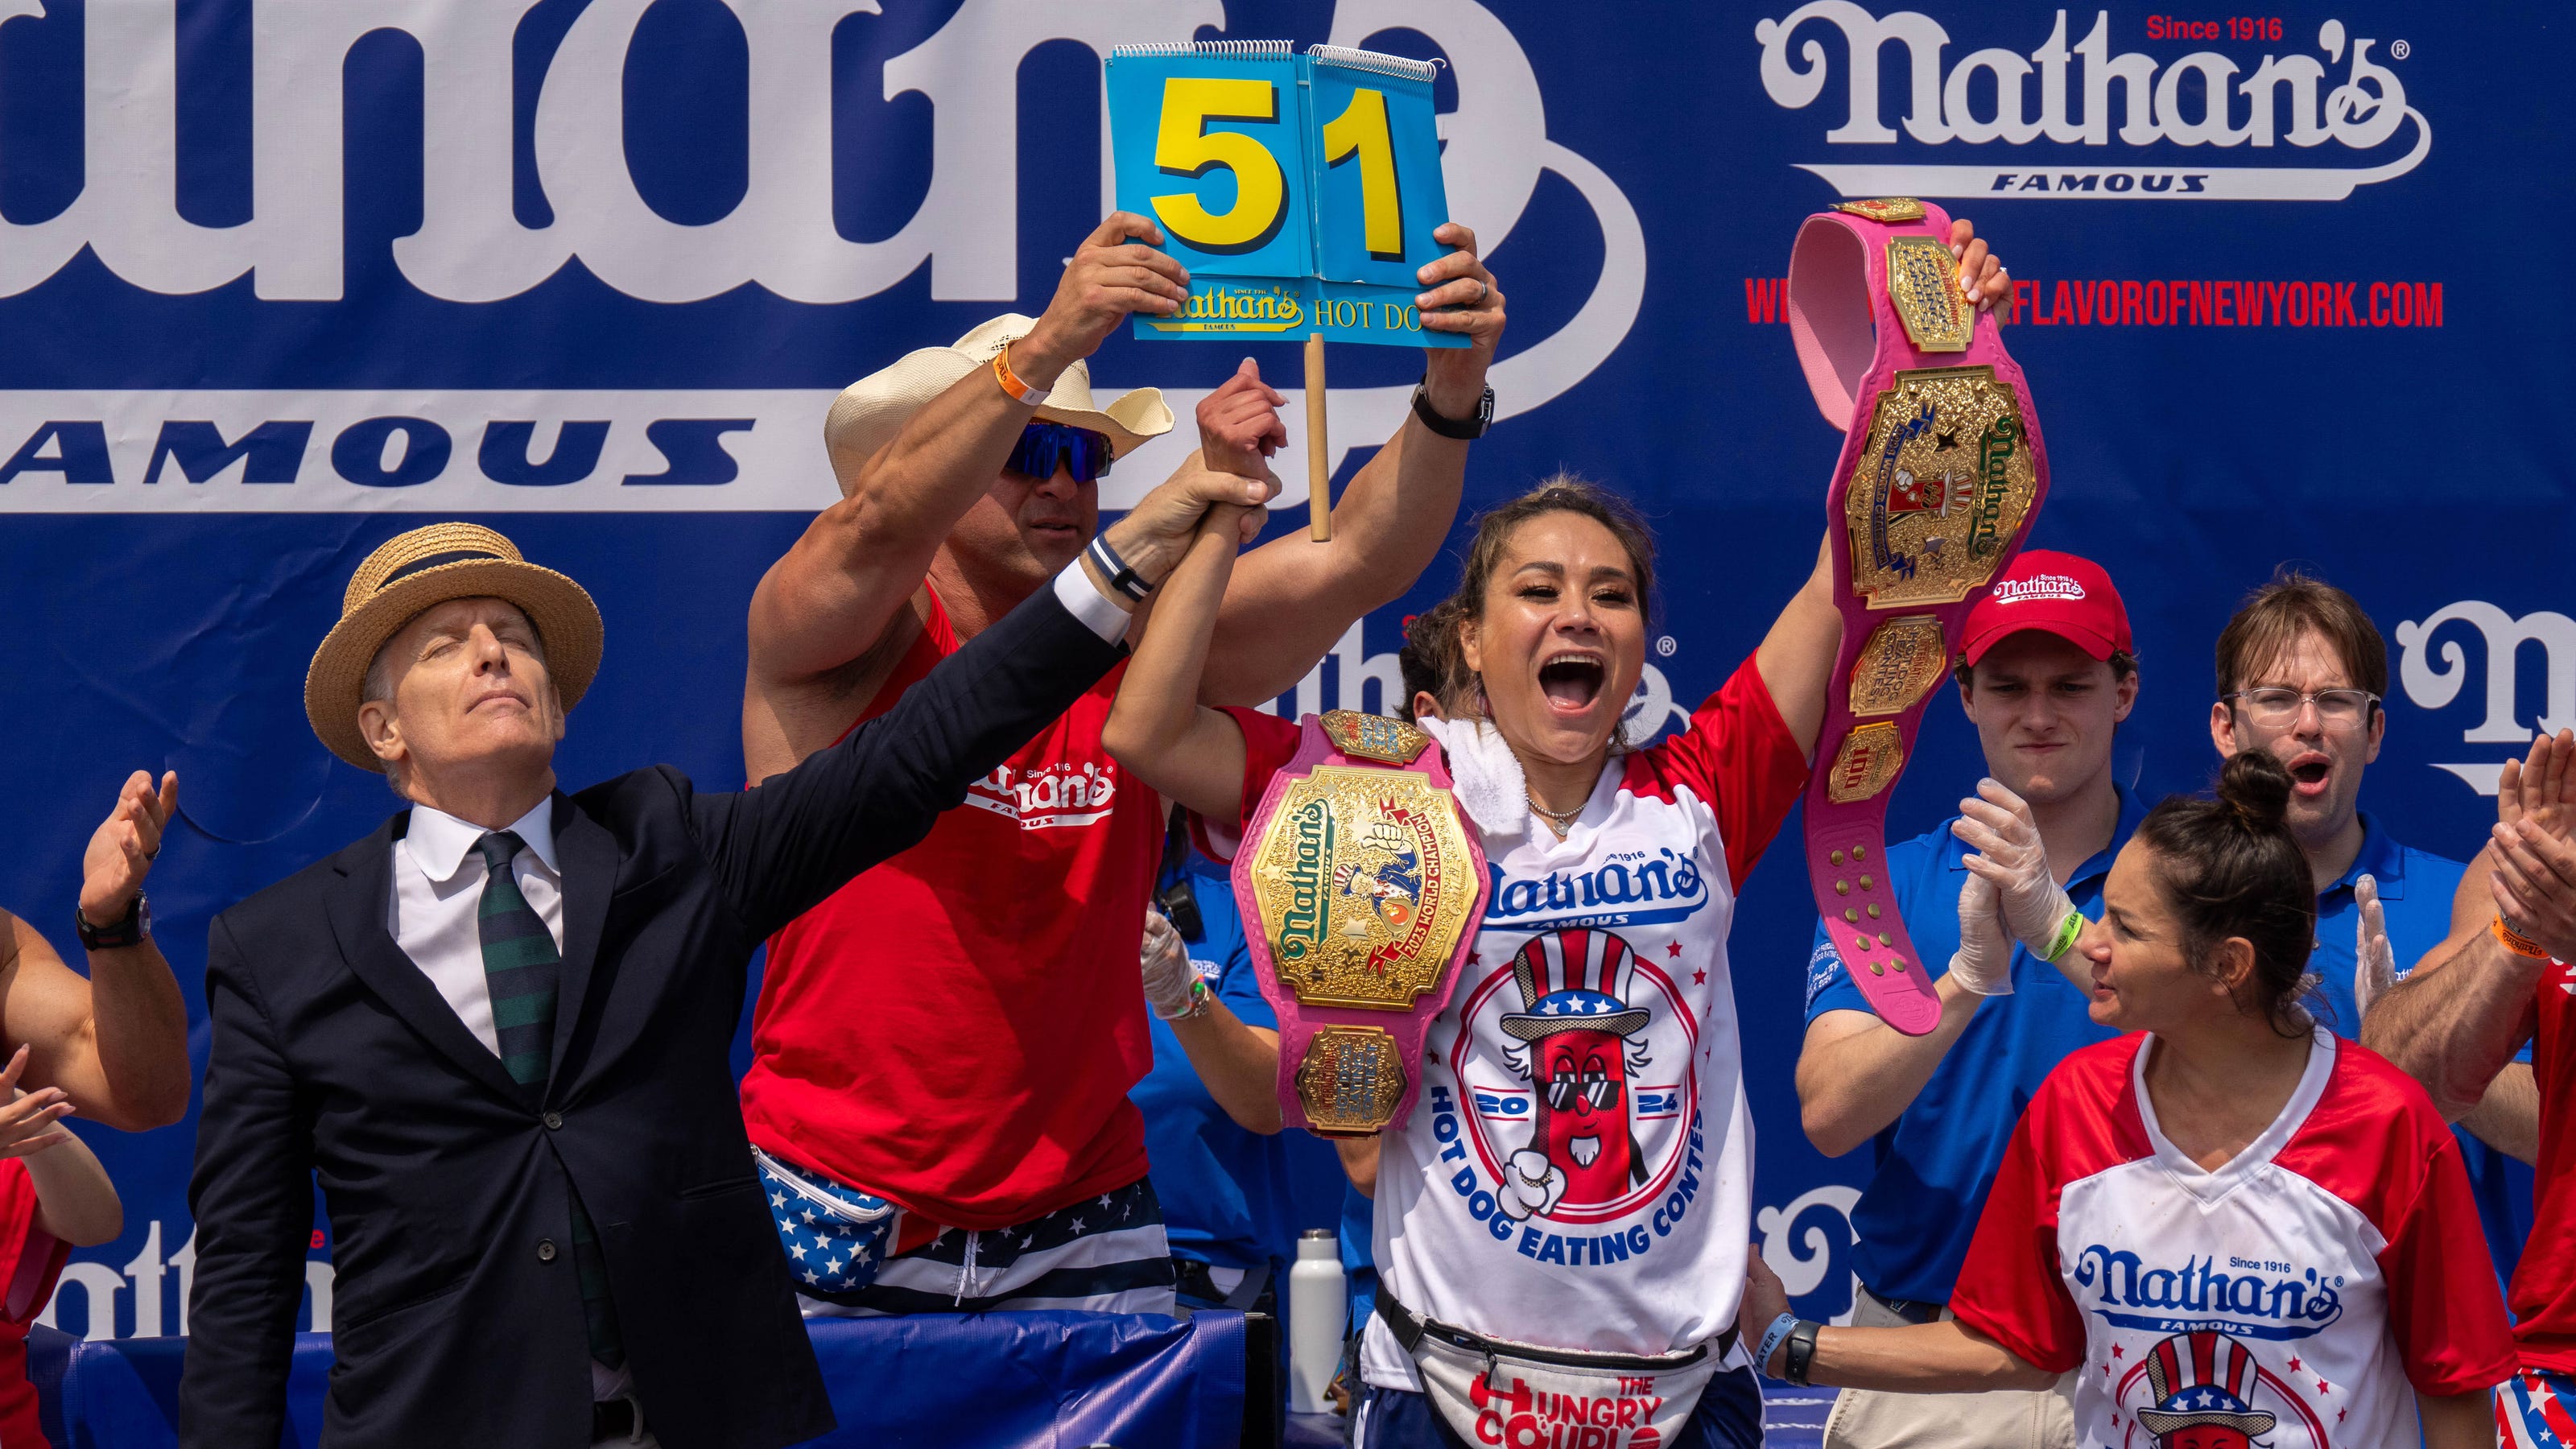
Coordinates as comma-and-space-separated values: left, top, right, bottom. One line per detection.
2492, 915, 2553, 960
991, 342, 1046, 405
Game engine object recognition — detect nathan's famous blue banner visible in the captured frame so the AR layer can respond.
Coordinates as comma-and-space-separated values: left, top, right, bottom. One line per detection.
0, 0, 2557, 1347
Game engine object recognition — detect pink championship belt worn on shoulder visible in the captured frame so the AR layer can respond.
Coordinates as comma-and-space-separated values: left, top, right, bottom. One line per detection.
1787, 199, 2050, 1037
1233, 712, 1490, 1136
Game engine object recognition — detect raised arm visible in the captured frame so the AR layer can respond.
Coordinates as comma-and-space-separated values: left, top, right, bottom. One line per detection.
708, 462, 1274, 937
1759, 218, 2014, 756
747, 214, 1190, 687
1104, 505, 1253, 824
2, 771, 193, 1132
181, 918, 316, 1449
2363, 729, 2570, 1116
1198, 223, 1505, 704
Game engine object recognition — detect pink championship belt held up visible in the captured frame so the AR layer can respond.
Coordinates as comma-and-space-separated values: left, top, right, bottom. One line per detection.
1787, 199, 2050, 1037
1234, 712, 1490, 1136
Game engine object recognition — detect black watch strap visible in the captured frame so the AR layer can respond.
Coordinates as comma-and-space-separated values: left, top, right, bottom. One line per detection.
1783, 1320, 1823, 1388
76, 894, 145, 952
1411, 374, 1494, 440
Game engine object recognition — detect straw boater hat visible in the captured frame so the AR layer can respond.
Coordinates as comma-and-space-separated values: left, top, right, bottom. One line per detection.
823, 314, 1174, 491
303, 523, 605, 772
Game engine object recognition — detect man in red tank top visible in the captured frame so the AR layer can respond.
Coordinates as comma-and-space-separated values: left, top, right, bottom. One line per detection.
2365, 729, 2576, 1439
739, 211, 1509, 1315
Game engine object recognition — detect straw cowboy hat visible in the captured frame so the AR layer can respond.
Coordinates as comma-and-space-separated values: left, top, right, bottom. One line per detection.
304, 523, 605, 772
823, 314, 1174, 491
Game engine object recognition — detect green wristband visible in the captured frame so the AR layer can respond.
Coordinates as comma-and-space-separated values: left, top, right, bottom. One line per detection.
2041, 910, 2086, 962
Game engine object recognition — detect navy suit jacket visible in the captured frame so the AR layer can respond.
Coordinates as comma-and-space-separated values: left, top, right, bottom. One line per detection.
182, 587, 1124, 1449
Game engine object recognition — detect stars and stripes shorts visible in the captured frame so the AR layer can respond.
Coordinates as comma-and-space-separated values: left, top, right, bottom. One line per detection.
2502, 1367, 2576, 1448
756, 1148, 1176, 1319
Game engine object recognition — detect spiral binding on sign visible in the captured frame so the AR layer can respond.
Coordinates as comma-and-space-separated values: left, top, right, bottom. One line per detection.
1108, 39, 1294, 58
1305, 44, 1441, 82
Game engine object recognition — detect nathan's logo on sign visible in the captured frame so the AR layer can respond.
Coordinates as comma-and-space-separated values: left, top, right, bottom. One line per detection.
2395, 599, 2576, 797
2070, 1245, 2345, 1340
1752, 8, 2425, 201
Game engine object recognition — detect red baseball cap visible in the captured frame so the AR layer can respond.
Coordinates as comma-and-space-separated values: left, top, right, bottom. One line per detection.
1959, 550, 2132, 665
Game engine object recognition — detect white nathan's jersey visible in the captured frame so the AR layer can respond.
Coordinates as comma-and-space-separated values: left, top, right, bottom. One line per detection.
1951, 1030, 2516, 1448
1218, 658, 1809, 1393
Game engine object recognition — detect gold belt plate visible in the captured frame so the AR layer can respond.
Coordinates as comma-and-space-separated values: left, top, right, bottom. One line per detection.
1848, 614, 1949, 718
1885, 235, 1973, 353
1295, 1025, 1408, 1135
1834, 196, 1926, 224
1826, 721, 1905, 804
1843, 365, 2039, 610
1246, 765, 1479, 1012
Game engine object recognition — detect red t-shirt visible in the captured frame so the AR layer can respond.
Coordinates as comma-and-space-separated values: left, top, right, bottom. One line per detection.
2513, 955, 2576, 1370
742, 589, 1158, 1231
0, 1160, 67, 1449
1952, 1032, 2513, 1446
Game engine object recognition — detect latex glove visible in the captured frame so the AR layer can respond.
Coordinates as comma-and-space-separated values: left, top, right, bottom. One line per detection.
1953, 778, 2084, 962
1140, 910, 1198, 1021
2354, 874, 2397, 1020
1946, 871, 2015, 997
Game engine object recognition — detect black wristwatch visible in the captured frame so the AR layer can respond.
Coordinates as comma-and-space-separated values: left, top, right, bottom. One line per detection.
76, 894, 150, 952
1782, 1319, 1823, 1388
1411, 374, 1495, 440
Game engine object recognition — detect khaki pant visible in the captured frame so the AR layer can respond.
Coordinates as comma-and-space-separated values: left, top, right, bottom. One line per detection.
1821, 1287, 2077, 1449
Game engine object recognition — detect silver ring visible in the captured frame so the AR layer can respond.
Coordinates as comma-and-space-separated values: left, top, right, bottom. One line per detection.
1474, 279, 1490, 306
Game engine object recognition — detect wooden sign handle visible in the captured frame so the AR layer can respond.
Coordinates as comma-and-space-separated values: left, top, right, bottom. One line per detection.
1305, 332, 1331, 542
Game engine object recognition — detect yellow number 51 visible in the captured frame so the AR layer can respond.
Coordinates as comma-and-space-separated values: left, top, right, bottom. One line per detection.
1151, 76, 1288, 256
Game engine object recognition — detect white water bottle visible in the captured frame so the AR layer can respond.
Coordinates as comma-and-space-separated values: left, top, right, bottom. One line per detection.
1287, 1228, 1347, 1414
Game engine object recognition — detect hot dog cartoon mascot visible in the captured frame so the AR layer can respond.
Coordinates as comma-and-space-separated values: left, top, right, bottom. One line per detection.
1494, 929, 1655, 1220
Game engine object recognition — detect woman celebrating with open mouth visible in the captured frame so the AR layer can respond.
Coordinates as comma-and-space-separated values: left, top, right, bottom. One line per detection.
1106, 466, 1847, 1448
1737, 751, 2515, 1448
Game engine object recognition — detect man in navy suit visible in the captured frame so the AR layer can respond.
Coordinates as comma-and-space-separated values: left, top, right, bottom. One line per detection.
182, 455, 1271, 1449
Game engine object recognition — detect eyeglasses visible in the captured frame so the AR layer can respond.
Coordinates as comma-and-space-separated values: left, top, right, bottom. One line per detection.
1005, 422, 1113, 485
2223, 687, 2381, 728
1542, 1073, 1622, 1112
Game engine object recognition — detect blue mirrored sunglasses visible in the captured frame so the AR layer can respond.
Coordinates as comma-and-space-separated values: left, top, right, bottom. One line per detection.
1005, 422, 1113, 485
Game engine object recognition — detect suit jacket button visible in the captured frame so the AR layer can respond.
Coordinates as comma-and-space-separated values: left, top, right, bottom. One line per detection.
542, 1111, 564, 1130
537, 1238, 559, 1262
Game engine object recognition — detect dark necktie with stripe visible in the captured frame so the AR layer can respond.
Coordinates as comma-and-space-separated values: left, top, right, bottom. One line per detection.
476, 830, 625, 1370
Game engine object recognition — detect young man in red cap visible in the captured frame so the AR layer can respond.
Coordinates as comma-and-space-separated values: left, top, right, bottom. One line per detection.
1794, 550, 2141, 1449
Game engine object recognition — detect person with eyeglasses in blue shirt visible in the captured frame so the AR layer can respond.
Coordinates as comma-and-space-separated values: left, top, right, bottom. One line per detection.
2207, 570, 2537, 1290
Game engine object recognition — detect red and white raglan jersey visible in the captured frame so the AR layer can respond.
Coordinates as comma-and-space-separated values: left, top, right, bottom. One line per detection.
2512, 952, 2576, 1372
1215, 656, 1809, 1390
1951, 1030, 2516, 1448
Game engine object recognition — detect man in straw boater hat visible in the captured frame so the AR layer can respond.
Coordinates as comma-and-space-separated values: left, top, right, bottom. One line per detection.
734, 210, 1503, 1318
181, 473, 1270, 1449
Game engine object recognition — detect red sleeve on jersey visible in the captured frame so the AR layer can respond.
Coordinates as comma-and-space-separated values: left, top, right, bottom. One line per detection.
1948, 1110, 2087, 1374
1639, 655, 1810, 892
2376, 1133, 2517, 1393
1187, 707, 1302, 865
0, 1162, 63, 1323
2276, 1043, 2516, 1395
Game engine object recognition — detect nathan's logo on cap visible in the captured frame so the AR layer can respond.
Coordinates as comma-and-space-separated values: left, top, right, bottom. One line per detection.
1992, 573, 2087, 605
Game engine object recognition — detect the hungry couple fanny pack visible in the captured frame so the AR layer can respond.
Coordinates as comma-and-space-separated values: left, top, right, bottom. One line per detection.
1376, 1291, 1731, 1449
752, 1146, 901, 1299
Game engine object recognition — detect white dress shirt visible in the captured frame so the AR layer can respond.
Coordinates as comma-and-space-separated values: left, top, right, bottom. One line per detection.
387, 799, 636, 1408
387, 798, 565, 1058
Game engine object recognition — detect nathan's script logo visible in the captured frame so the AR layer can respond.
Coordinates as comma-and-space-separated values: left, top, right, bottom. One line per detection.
963, 761, 1118, 832
1753, 8, 2425, 201
1277, 799, 1337, 961
2071, 1245, 2343, 1341
1486, 849, 1707, 933
2395, 599, 2576, 797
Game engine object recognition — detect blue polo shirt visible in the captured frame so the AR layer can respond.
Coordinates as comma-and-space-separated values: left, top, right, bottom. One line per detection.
1801, 788, 2143, 1306
1134, 854, 1294, 1274
2305, 814, 2535, 1288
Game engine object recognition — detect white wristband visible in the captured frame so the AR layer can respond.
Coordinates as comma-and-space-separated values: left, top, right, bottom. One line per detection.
1053, 557, 1131, 643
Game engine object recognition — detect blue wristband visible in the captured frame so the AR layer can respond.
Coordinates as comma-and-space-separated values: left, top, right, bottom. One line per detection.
1754, 1311, 1800, 1379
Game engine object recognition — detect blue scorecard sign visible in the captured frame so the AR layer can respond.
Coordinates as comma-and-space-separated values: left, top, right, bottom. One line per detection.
1106, 41, 1465, 349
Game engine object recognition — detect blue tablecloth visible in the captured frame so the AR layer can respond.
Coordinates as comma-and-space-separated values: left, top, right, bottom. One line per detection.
30, 1310, 1245, 1448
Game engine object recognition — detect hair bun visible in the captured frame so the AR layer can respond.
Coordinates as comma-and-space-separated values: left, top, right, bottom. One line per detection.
2217, 750, 2293, 833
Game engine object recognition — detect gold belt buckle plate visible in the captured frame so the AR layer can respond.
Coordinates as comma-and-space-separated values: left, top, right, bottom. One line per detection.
1295, 1025, 1408, 1135
1842, 365, 2039, 612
